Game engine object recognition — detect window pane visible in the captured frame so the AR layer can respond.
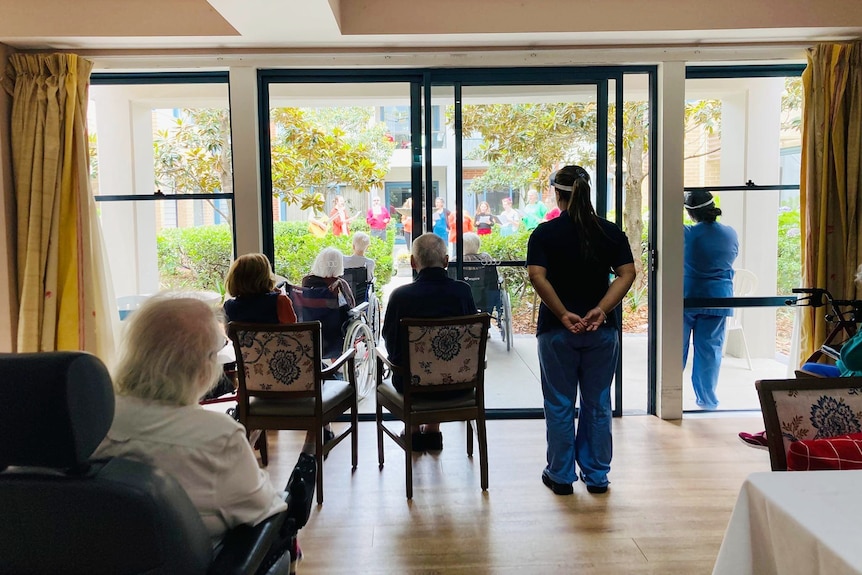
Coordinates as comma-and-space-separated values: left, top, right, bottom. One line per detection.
89, 81, 233, 314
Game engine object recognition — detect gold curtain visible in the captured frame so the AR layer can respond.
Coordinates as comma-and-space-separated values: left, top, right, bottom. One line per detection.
3, 53, 115, 363
799, 42, 862, 364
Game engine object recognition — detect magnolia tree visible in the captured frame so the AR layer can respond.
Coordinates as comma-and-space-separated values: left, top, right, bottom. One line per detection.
153, 106, 395, 217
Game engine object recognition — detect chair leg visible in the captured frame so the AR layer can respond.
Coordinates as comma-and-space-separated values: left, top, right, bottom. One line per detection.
376, 400, 385, 468
476, 416, 489, 491
740, 329, 753, 370
467, 420, 474, 457
316, 429, 324, 504
351, 402, 359, 471
258, 430, 269, 466
405, 427, 413, 499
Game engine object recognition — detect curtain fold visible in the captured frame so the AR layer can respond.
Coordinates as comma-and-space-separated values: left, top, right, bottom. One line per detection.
799, 41, 862, 365
3, 53, 115, 364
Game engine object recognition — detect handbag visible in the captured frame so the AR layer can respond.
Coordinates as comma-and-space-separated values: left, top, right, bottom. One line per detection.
284, 452, 316, 530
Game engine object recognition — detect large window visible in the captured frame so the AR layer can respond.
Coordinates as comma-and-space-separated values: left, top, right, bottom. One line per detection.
89, 75, 233, 315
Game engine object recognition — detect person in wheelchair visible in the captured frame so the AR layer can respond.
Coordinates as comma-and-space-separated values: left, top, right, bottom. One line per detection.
451, 232, 503, 329
739, 264, 862, 449
299, 247, 356, 358
93, 295, 295, 556
342, 231, 376, 304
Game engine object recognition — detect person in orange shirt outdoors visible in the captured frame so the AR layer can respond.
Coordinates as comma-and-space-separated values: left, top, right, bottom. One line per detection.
401, 198, 414, 249
447, 207, 475, 246
329, 195, 354, 237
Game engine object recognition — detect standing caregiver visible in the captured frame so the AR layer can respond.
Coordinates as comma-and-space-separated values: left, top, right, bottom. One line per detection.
527, 165, 636, 496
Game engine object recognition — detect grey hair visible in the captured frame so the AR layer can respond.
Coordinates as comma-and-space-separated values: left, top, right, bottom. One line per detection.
352, 231, 371, 252
463, 232, 481, 256
113, 294, 224, 406
412, 232, 448, 269
311, 246, 345, 278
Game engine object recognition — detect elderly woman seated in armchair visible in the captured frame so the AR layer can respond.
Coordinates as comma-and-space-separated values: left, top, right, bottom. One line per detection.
94, 294, 292, 551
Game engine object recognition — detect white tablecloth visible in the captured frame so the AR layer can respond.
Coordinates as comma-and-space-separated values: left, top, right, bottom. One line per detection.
713, 470, 862, 575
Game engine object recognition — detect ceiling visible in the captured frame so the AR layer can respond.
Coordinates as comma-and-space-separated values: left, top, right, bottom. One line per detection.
1, 0, 861, 54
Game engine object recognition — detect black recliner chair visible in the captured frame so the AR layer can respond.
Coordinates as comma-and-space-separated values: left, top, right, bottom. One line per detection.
0, 351, 308, 575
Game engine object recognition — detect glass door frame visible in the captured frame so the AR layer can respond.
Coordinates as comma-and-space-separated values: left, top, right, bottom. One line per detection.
256, 66, 659, 417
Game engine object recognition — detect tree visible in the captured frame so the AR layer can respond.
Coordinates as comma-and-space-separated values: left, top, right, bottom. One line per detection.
153, 108, 233, 224
456, 99, 723, 293
269, 107, 395, 212
459, 103, 597, 200
153, 106, 395, 216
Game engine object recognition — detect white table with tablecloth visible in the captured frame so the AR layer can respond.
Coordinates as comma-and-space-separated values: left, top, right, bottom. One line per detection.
713, 469, 862, 575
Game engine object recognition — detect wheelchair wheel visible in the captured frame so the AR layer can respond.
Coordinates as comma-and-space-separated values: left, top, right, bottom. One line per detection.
368, 294, 382, 344
502, 288, 513, 352
344, 320, 375, 399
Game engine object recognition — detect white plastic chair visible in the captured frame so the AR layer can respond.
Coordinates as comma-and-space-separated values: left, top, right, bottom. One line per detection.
724, 268, 757, 369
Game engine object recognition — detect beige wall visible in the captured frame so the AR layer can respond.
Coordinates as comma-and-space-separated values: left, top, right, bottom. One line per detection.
0, 43, 16, 352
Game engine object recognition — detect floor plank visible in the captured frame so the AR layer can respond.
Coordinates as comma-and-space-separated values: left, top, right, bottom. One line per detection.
260, 414, 767, 574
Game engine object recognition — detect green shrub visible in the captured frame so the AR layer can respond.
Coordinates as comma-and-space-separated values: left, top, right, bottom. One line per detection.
478, 229, 532, 306
157, 222, 394, 294
777, 207, 802, 294
157, 225, 232, 291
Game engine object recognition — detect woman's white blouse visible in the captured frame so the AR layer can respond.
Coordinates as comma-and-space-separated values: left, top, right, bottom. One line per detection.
94, 395, 287, 544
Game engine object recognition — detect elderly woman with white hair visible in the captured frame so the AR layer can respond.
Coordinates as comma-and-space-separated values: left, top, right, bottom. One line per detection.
94, 295, 288, 546
302, 246, 356, 309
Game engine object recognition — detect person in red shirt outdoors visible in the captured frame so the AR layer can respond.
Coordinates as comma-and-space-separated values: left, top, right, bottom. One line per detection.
366, 195, 391, 241
329, 195, 353, 237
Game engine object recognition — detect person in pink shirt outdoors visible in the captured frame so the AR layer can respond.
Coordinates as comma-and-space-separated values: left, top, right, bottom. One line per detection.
366, 195, 391, 241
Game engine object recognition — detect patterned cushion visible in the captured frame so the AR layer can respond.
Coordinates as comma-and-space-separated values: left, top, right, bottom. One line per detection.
406, 323, 484, 386
787, 432, 862, 471
235, 329, 316, 392
772, 388, 862, 460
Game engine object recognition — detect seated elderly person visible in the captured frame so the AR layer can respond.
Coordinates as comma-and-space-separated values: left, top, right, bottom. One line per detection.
382, 232, 477, 451
342, 231, 376, 282
303, 246, 356, 310
94, 295, 288, 549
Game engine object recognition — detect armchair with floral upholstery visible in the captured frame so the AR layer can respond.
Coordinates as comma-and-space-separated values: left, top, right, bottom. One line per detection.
375, 313, 491, 499
756, 377, 862, 471
228, 321, 357, 504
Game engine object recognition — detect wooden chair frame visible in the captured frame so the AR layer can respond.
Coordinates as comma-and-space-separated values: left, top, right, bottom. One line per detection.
375, 313, 491, 499
756, 376, 862, 471
228, 321, 358, 504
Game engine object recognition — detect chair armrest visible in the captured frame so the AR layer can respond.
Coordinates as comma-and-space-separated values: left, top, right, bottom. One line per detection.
321, 348, 356, 379
374, 345, 401, 375
209, 512, 288, 575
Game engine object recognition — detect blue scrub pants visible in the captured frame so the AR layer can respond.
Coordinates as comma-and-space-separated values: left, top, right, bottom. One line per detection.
538, 326, 618, 487
682, 312, 727, 409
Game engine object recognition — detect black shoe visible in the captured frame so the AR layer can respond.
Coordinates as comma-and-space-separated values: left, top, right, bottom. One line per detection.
542, 472, 573, 496
403, 431, 427, 452
579, 473, 608, 494
422, 431, 443, 451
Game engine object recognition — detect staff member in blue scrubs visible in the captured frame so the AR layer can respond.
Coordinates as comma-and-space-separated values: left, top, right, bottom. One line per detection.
683, 190, 739, 410
527, 166, 635, 496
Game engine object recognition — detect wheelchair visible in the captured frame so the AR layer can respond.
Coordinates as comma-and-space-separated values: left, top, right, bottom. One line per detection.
287, 283, 376, 399
788, 287, 861, 367
448, 259, 514, 351
342, 265, 382, 344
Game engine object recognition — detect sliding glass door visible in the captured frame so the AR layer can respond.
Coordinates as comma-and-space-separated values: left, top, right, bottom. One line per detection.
258, 67, 656, 416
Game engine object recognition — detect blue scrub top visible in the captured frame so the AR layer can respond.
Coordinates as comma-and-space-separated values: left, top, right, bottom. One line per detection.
683, 221, 739, 316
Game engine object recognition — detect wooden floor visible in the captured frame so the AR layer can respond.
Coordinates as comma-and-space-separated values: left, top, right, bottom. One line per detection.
262, 414, 768, 574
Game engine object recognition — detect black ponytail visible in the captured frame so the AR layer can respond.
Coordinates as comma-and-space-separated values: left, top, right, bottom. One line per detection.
551, 165, 607, 261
